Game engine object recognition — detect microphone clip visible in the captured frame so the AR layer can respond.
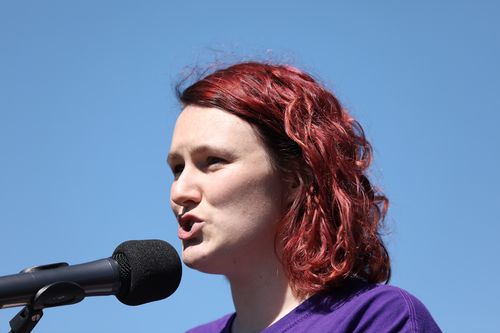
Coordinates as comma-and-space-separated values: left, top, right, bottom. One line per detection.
8, 264, 86, 333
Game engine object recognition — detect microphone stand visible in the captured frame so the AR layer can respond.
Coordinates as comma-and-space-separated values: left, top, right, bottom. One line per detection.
7, 263, 86, 333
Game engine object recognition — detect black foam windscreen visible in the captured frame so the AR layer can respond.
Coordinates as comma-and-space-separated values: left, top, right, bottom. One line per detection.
112, 239, 182, 306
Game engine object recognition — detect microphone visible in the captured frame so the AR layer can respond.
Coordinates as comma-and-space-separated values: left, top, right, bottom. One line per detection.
0, 239, 182, 309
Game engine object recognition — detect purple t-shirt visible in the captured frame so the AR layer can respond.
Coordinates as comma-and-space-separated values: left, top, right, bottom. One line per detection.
187, 281, 441, 332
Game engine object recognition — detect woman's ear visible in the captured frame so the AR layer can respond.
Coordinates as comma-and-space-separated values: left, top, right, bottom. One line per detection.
284, 170, 307, 206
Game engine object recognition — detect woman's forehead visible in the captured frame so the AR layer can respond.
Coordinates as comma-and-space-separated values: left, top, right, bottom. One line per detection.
169, 105, 263, 156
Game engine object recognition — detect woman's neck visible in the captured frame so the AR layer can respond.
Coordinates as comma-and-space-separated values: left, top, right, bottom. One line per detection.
227, 260, 303, 333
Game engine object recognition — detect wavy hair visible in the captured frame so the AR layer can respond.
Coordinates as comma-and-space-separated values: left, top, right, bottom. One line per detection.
177, 62, 390, 297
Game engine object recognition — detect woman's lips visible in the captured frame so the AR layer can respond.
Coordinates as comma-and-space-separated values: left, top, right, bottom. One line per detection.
177, 213, 204, 240
178, 221, 204, 240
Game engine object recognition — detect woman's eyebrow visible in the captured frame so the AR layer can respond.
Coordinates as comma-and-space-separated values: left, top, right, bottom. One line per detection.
190, 145, 235, 157
167, 145, 236, 164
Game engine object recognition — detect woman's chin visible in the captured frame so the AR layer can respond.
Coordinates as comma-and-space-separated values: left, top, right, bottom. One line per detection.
182, 248, 229, 274
182, 246, 210, 270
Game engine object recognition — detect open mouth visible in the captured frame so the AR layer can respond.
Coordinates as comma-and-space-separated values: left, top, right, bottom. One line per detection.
179, 214, 202, 232
177, 214, 204, 241
183, 220, 195, 232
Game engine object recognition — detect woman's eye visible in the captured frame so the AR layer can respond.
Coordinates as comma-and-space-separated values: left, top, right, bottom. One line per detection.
171, 164, 184, 176
206, 156, 226, 167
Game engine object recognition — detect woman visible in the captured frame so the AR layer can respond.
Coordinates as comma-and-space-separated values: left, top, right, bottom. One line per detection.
168, 62, 441, 332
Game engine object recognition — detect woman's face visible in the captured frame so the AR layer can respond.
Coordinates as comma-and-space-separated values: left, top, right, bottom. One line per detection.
168, 105, 289, 276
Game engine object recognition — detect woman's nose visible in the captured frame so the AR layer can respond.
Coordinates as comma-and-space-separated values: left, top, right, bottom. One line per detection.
170, 169, 202, 208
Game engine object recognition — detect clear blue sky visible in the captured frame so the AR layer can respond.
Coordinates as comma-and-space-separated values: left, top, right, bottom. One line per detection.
1, 1, 499, 332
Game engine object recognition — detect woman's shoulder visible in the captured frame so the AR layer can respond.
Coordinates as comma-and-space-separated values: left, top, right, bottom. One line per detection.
348, 283, 440, 327
344, 282, 434, 314
281, 281, 442, 333
186, 313, 235, 333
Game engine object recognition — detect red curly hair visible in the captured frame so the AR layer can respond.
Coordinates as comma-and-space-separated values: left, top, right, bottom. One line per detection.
177, 62, 390, 298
